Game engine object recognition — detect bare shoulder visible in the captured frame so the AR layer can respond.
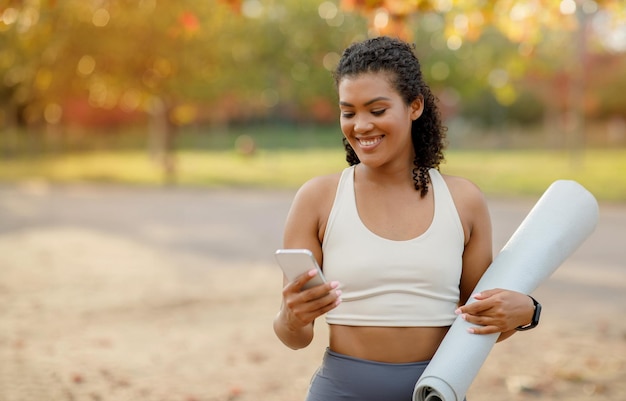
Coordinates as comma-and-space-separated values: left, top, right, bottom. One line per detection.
441, 173, 490, 235
283, 172, 342, 249
441, 173, 487, 209
293, 173, 341, 208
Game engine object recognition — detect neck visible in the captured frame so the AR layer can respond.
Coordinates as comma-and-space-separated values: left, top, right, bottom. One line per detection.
356, 161, 415, 188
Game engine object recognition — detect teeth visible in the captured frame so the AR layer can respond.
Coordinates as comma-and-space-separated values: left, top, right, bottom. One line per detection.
359, 137, 381, 146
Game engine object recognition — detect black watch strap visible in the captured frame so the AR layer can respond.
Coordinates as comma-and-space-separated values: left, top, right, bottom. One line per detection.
515, 295, 541, 331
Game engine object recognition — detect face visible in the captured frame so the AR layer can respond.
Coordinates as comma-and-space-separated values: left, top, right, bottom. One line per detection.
338, 72, 423, 169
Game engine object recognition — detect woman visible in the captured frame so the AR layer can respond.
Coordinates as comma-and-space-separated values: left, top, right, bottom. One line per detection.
273, 36, 539, 401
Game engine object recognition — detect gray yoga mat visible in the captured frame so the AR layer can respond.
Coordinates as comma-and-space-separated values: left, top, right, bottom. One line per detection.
413, 180, 599, 401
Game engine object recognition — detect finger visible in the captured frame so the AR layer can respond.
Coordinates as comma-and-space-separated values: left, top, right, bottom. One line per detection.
289, 289, 342, 324
456, 299, 494, 315
461, 311, 507, 328
301, 281, 340, 302
317, 295, 342, 315
467, 324, 501, 335
459, 290, 510, 315
287, 269, 322, 292
283, 269, 326, 293
471, 288, 505, 300
308, 289, 342, 313
287, 281, 341, 311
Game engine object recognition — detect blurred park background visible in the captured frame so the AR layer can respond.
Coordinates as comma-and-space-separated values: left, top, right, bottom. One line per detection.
1, 0, 625, 199
2, 2, 626, 401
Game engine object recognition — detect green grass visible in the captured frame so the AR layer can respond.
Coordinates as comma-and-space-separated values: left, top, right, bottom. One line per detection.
442, 148, 626, 201
0, 148, 624, 201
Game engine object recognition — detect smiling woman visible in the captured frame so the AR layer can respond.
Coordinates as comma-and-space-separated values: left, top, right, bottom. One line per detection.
332, 37, 447, 197
337, 75, 422, 171
272, 36, 539, 401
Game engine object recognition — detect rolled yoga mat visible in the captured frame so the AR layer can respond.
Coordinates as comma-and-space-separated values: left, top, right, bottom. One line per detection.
413, 180, 599, 401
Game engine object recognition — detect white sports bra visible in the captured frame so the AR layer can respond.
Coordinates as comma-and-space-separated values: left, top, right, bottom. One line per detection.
322, 166, 465, 327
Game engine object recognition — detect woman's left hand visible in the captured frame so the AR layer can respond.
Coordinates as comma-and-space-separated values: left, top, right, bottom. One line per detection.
455, 288, 534, 335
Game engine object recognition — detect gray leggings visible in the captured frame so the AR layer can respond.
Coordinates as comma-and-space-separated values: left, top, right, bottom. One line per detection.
305, 348, 429, 401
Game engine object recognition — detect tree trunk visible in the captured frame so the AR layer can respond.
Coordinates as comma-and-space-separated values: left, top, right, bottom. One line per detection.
568, 7, 589, 169
148, 97, 177, 185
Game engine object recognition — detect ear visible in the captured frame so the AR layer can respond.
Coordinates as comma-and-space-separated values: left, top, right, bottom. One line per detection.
410, 95, 424, 121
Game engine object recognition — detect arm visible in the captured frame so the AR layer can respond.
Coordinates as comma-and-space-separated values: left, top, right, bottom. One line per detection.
462, 289, 535, 342
449, 177, 534, 342
272, 176, 342, 350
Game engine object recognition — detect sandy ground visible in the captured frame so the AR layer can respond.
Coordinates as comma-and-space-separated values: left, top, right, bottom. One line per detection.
0, 182, 624, 401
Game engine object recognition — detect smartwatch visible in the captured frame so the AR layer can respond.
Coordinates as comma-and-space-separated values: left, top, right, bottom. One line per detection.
515, 295, 541, 331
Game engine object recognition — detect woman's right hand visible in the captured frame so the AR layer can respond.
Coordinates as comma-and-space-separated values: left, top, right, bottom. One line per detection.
274, 270, 341, 349
280, 269, 342, 331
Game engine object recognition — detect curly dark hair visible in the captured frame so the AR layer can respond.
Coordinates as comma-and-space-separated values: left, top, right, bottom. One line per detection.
333, 36, 447, 197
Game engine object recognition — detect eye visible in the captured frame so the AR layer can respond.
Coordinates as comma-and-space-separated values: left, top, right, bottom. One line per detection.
341, 112, 355, 119
371, 109, 386, 116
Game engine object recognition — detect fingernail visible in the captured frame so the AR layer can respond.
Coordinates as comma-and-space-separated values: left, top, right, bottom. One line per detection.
330, 281, 340, 289
308, 269, 318, 276
467, 328, 475, 334
335, 290, 342, 297
472, 293, 481, 299
460, 314, 467, 321
454, 308, 462, 315
335, 298, 342, 306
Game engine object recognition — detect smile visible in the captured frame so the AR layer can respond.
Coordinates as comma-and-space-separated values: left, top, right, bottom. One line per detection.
357, 136, 383, 147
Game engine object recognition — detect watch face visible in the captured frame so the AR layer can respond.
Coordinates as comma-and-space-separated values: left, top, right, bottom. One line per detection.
516, 297, 541, 331
532, 301, 542, 326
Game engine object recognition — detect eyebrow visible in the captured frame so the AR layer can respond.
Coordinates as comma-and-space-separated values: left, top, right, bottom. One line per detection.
339, 96, 392, 107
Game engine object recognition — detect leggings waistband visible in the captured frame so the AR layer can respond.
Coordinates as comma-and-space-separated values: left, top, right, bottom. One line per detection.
325, 348, 431, 368
306, 348, 430, 401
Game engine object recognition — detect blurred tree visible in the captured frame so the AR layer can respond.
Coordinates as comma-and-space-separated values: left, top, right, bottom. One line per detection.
2, 0, 624, 172
55, 2, 235, 183
212, 0, 366, 125
0, 1, 231, 180
340, 0, 626, 152
1, 0, 367, 178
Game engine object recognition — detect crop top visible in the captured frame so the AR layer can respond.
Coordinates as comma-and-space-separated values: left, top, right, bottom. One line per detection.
322, 166, 465, 327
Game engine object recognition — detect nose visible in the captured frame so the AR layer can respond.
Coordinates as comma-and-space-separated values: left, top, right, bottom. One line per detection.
353, 114, 373, 134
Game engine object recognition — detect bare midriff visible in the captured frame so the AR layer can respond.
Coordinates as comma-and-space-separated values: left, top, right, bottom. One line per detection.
329, 325, 450, 363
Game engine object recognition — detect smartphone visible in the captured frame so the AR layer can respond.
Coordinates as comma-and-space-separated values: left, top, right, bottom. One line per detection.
274, 249, 327, 290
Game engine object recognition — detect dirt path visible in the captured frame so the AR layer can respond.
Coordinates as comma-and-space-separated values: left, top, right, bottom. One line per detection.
0, 183, 624, 401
